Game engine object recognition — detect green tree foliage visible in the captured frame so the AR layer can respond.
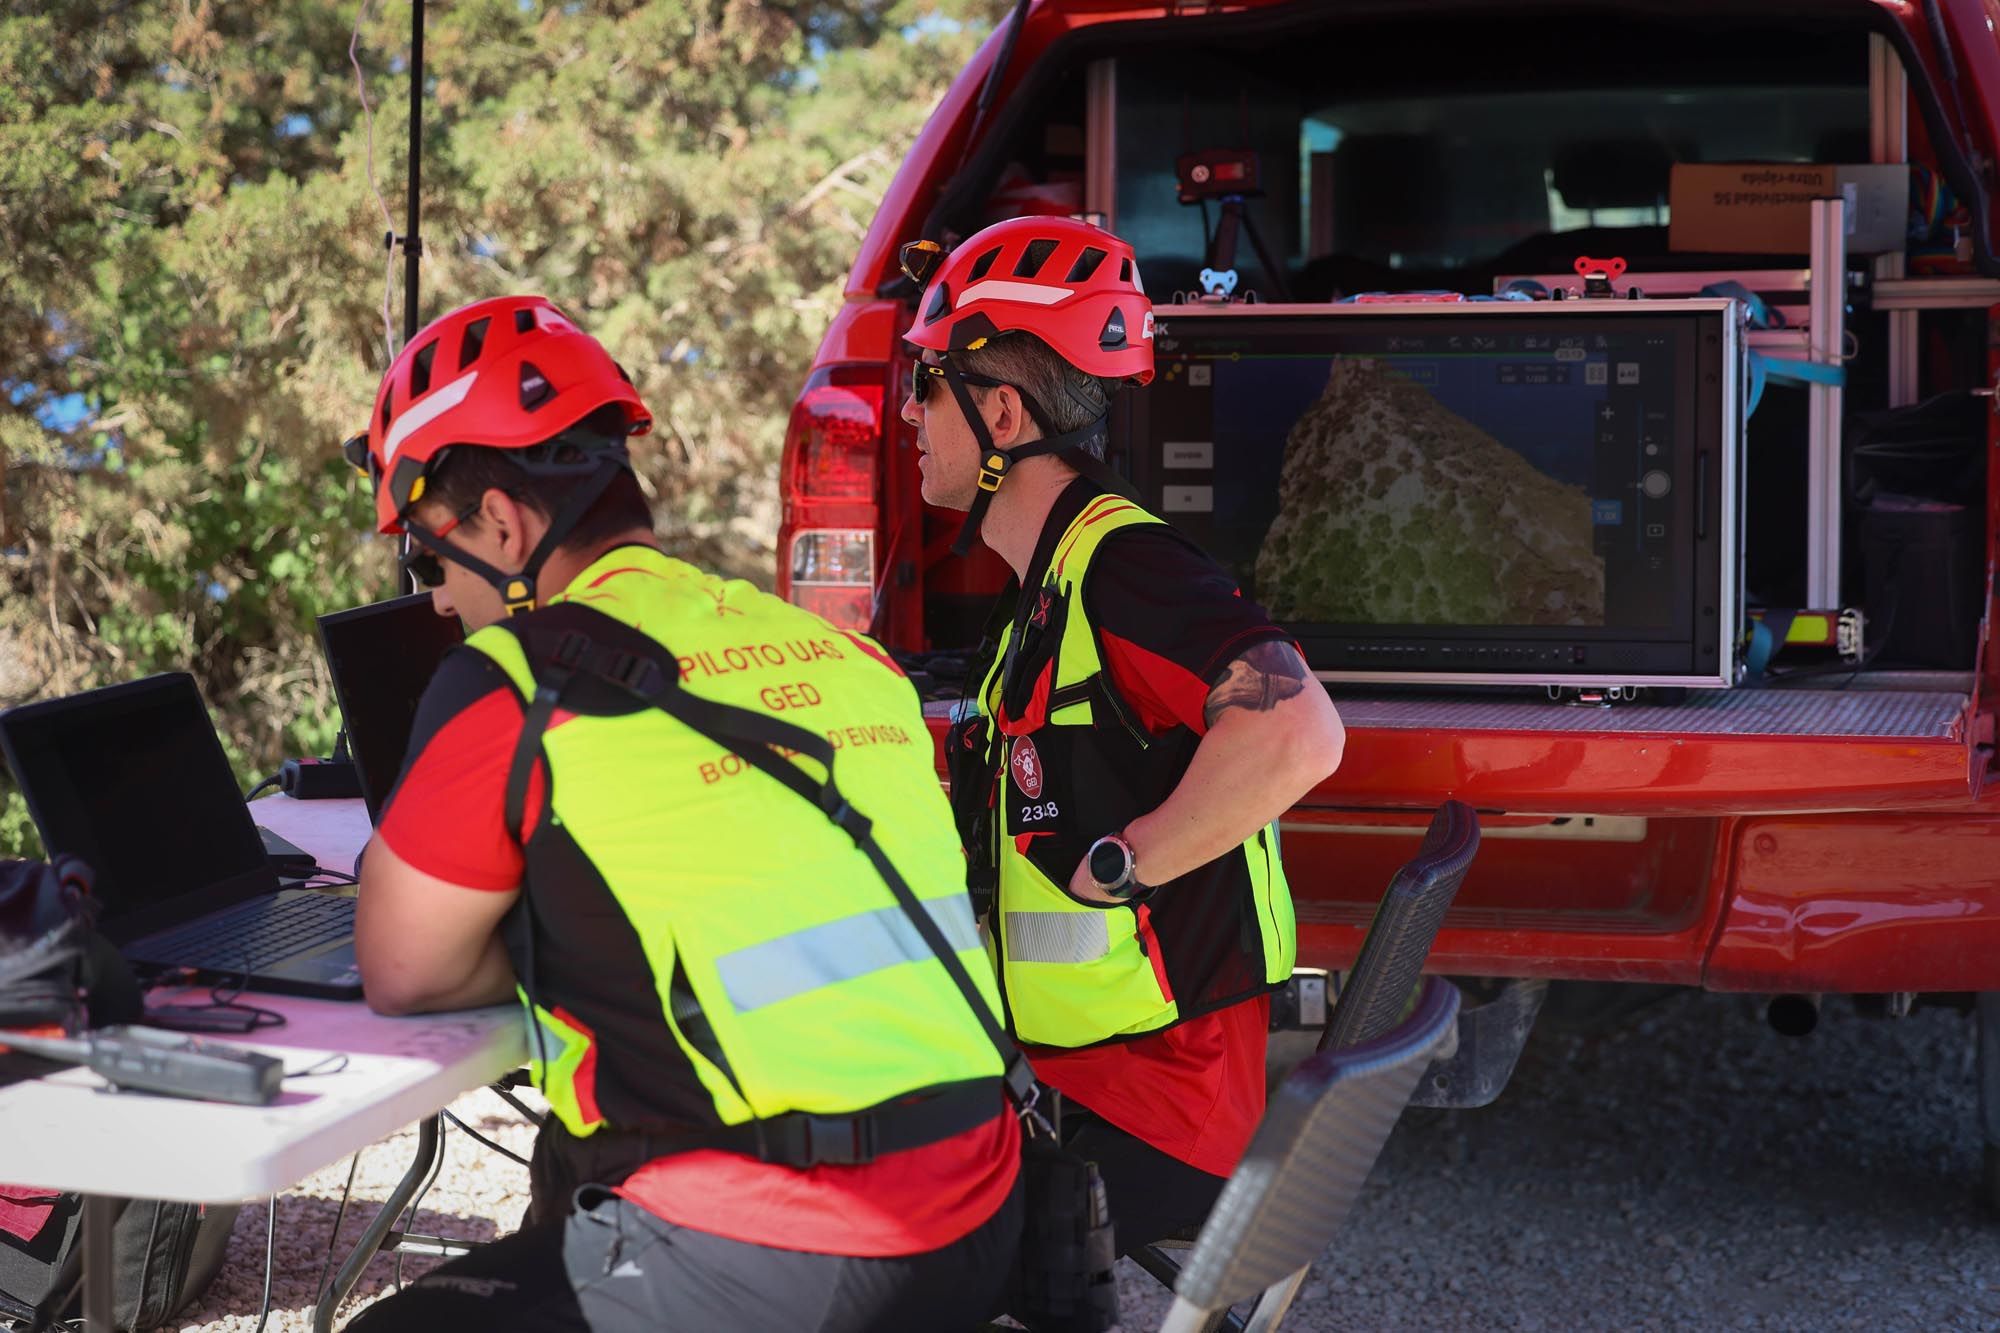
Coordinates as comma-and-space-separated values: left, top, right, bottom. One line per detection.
0, 0, 997, 854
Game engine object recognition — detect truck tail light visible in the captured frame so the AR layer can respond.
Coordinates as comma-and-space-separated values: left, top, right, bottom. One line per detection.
779, 365, 885, 631
785, 366, 881, 502
789, 528, 876, 629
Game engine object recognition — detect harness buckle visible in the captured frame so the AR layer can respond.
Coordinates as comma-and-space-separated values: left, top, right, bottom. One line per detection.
502, 576, 537, 616
1004, 1054, 1038, 1110
976, 451, 1010, 492
822, 791, 874, 843
553, 632, 590, 669
799, 1112, 875, 1167
607, 651, 663, 696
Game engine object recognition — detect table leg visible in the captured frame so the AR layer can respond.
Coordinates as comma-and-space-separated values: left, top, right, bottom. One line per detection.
81, 1195, 126, 1333
312, 1115, 442, 1333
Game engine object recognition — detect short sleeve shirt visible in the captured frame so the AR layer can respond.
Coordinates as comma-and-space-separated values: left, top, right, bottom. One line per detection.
1017, 481, 1296, 1176
375, 556, 1017, 1255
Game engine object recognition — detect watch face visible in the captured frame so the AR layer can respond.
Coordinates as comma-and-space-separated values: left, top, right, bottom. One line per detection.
1089, 839, 1127, 887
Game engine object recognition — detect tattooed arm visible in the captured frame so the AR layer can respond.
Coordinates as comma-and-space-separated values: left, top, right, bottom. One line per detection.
1202, 640, 1315, 729
1068, 640, 1344, 902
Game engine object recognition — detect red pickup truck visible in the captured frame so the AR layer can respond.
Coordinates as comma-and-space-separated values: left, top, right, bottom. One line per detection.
777, 0, 2000, 1203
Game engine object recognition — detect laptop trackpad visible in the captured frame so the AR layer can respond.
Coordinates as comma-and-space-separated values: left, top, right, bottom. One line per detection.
263, 938, 362, 993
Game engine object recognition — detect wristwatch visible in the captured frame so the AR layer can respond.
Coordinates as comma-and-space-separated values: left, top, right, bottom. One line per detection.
1086, 833, 1149, 900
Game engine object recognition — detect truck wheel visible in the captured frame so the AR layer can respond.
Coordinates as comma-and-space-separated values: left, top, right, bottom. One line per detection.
1980, 993, 2000, 1214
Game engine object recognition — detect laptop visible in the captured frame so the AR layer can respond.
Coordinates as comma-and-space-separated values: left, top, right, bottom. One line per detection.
0, 673, 363, 1000
316, 592, 465, 823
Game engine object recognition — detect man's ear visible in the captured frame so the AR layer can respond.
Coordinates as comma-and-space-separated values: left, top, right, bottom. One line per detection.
481, 488, 533, 562
986, 384, 1033, 447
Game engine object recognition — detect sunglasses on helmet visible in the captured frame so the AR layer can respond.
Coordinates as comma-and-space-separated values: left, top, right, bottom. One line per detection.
899, 238, 945, 288
910, 359, 1008, 407
341, 431, 379, 482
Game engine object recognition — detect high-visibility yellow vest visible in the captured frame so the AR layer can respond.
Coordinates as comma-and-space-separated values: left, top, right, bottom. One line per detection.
465, 546, 1005, 1139
970, 496, 1296, 1049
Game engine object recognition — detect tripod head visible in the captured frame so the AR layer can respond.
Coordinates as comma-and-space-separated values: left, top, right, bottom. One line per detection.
1175, 146, 1289, 301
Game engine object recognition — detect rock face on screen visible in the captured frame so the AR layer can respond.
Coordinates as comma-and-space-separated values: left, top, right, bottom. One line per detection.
1255, 358, 1605, 626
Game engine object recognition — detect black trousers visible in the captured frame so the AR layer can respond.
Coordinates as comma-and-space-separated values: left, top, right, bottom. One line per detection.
1059, 1103, 1228, 1257
346, 1180, 1023, 1333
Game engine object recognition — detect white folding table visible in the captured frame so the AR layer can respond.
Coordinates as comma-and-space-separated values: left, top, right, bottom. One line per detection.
0, 796, 528, 1332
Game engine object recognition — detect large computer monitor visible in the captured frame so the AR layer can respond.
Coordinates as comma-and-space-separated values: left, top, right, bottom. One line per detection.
1114, 298, 1744, 688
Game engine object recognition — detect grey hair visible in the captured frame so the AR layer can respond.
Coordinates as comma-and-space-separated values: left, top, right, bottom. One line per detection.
953, 332, 1114, 460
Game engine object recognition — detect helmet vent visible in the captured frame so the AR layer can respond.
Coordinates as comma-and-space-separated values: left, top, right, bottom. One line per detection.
1014, 238, 1059, 278
924, 281, 953, 326
458, 317, 490, 370
1120, 258, 1132, 282
1099, 307, 1128, 351
408, 340, 438, 397
967, 247, 1001, 282
514, 307, 537, 335
1066, 247, 1108, 284
380, 394, 392, 431
519, 361, 554, 411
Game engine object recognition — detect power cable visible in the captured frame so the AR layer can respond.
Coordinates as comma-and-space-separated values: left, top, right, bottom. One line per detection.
349, 0, 399, 362
443, 1109, 532, 1167
251, 1196, 277, 1333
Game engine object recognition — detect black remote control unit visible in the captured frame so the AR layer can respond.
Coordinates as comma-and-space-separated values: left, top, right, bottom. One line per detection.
0, 1026, 285, 1106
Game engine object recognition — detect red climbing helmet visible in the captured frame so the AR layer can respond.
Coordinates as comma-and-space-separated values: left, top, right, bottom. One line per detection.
900, 216, 1155, 385
349, 295, 652, 534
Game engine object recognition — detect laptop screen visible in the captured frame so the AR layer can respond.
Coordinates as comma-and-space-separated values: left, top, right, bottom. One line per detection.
316, 592, 465, 823
0, 673, 275, 943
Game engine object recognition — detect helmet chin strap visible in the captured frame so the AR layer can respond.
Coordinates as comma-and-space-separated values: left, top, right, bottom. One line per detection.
938, 360, 1133, 558
402, 456, 626, 616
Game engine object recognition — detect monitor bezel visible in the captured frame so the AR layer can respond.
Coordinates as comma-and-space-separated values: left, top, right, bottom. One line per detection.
0, 672, 278, 943
315, 591, 466, 823
1121, 298, 1745, 690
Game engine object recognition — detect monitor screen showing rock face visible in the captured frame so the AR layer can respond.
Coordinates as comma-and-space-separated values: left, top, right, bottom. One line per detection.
1256, 357, 1605, 626
1139, 311, 1691, 639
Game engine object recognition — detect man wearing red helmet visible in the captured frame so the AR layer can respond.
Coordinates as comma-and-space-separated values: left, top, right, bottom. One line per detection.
899, 219, 1347, 1253
341, 295, 1023, 1332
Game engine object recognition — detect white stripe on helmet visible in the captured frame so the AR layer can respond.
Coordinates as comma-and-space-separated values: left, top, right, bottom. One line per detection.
958, 279, 1071, 307
382, 371, 479, 464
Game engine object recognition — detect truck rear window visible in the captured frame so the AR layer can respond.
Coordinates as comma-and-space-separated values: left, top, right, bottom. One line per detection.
1109, 24, 1869, 297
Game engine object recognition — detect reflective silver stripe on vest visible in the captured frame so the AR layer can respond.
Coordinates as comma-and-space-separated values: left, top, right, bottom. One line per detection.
1004, 910, 1110, 965
523, 1008, 574, 1076
717, 897, 983, 1013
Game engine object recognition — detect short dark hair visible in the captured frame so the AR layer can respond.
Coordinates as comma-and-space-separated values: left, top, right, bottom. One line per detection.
422, 405, 653, 550
952, 332, 1115, 459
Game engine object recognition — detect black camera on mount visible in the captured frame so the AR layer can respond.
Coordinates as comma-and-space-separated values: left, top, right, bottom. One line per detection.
1175, 147, 1261, 203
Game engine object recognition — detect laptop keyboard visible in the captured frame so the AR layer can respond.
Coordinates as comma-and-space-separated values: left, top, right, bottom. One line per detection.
139, 893, 355, 978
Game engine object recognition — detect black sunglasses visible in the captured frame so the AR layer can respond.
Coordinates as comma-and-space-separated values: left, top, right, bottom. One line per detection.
400, 497, 483, 588
910, 359, 1008, 406
341, 431, 388, 493
402, 548, 446, 590
899, 239, 945, 287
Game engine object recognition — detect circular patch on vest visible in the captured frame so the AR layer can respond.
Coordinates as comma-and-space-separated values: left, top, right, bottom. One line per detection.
1010, 735, 1044, 799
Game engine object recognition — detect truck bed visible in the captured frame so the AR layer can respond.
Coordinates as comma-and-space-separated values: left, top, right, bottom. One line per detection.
1331, 677, 1966, 740
923, 673, 1979, 816
1301, 675, 1979, 817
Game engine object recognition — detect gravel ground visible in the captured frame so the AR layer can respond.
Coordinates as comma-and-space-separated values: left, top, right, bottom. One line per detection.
151, 989, 1996, 1332
1117, 990, 2000, 1332
169, 1092, 540, 1332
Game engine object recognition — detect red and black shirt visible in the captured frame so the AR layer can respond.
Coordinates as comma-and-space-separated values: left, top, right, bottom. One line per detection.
1012, 479, 1294, 1177
378, 581, 1017, 1258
